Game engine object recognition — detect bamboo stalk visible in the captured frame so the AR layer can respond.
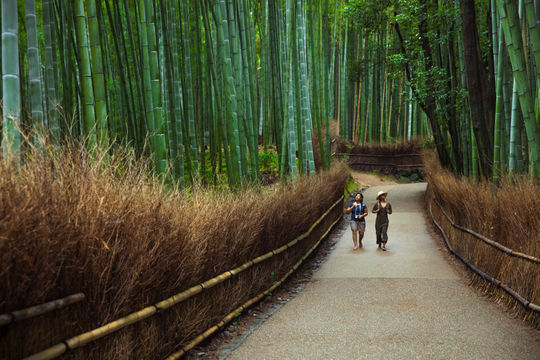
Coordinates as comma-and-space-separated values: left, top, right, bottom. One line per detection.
87, 0, 108, 145
285, 0, 298, 179
509, 78, 521, 173
2, 0, 22, 159
298, 0, 315, 173
24, 0, 45, 144
144, 0, 168, 175
25, 195, 344, 360
496, 0, 540, 177
74, 0, 97, 148
180, 0, 198, 179
42, 0, 60, 141
493, 22, 504, 184
214, 0, 242, 186
0, 293, 85, 327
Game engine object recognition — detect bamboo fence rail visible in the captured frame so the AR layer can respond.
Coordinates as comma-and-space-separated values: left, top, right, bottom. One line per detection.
0, 293, 85, 327
428, 195, 540, 313
432, 198, 540, 264
165, 211, 343, 359
25, 195, 345, 360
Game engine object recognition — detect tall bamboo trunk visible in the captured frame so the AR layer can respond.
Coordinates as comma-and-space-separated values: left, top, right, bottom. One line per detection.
25, 0, 44, 144
42, 0, 60, 141
460, 0, 495, 177
297, 0, 315, 174
2, 0, 21, 160
214, 0, 242, 186
181, 1, 199, 178
493, 23, 504, 184
496, 0, 540, 178
75, 0, 97, 148
285, 0, 298, 179
87, 0, 108, 146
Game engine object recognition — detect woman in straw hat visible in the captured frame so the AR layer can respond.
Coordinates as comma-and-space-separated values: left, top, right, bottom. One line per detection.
372, 190, 392, 251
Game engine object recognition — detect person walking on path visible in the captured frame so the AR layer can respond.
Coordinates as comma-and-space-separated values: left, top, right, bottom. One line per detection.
346, 193, 368, 250
372, 190, 392, 251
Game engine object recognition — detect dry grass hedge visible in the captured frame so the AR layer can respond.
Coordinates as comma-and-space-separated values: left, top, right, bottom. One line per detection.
335, 138, 423, 155
0, 146, 348, 359
424, 150, 540, 328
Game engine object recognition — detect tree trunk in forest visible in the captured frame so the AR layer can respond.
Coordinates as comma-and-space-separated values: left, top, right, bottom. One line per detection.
445, 21, 463, 174
394, 8, 453, 169
460, 0, 495, 178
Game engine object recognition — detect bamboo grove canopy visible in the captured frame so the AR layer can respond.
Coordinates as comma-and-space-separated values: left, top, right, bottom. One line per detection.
344, 0, 540, 180
1, 0, 539, 184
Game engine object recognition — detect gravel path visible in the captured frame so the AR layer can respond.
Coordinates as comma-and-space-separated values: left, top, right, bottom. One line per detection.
227, 183, 540, 360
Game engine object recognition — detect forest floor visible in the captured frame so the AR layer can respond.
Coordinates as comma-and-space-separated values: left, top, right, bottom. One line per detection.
184, 180, 540, 359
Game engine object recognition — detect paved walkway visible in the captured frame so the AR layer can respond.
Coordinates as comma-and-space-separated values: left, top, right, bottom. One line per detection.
227, 183, 540, 360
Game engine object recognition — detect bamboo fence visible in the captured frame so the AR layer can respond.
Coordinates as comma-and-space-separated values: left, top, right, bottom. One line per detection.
25, 195, 345, 360
428, 193, 540, 313
433, 198, 540, 264
334, 153, 424, 171
165, 209, 343, 359
0, 293, 85, 327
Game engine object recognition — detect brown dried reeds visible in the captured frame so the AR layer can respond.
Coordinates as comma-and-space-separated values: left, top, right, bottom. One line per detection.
424, 150, 540, 328
335, 138, 423, 155
0, 146, 348, 359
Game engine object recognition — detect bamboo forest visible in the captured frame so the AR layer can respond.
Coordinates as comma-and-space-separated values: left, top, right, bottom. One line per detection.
1, 0, 539, 184
3, 1, 540, 359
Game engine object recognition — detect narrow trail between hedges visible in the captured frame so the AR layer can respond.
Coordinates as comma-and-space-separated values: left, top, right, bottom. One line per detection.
227, 183, 540, 360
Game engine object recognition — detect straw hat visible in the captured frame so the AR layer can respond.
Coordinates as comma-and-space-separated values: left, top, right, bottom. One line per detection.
376, 191, 388, 200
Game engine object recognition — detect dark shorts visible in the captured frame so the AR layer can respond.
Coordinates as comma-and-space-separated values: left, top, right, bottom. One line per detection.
350, 221, 366, 232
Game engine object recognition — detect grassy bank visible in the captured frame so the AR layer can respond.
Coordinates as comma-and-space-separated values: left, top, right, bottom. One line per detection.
0, 147, 348, 359
424, 151, 540, 328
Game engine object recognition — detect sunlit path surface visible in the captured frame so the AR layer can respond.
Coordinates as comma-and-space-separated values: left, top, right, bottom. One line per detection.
227, 183, 540, 360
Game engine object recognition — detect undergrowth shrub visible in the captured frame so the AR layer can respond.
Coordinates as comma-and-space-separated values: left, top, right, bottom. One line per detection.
0, 146, 348, 359
424, 150, 540, 328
